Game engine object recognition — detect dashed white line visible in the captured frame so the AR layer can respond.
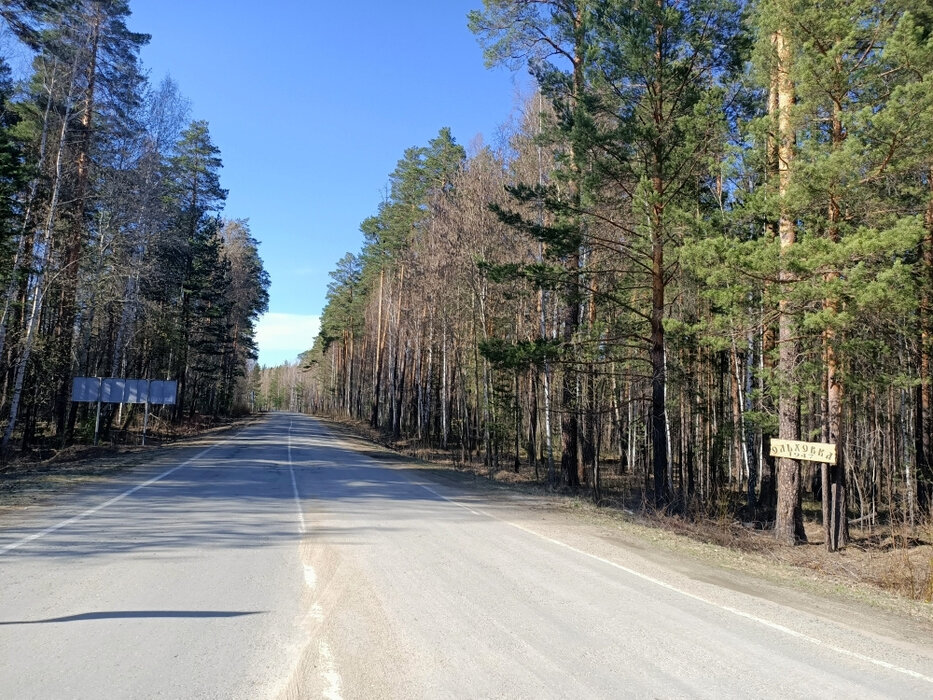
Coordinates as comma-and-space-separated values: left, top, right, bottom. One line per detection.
305, 564, 317, 589
288, 419, 306, 535
309, 602, 325, 622
318, 640, 343, 700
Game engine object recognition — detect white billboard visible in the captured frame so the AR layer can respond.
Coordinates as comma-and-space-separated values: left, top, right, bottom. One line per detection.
72, 377, 101, 402
148, 380, 178, 405
72, 378, 178, 405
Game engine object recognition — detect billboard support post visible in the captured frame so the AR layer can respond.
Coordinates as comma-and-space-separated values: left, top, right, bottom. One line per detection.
142, 381, 150, 446
94, 385, 102, 445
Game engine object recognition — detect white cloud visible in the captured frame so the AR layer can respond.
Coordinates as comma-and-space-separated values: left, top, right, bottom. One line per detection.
255, 313, 321, 366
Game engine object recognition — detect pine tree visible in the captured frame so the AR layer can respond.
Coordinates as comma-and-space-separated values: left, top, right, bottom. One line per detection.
0, 56, 26, 287
219, 219, 269, 413
167, 119, 227, 418
50, 0, 150, 438
584, 0, 742, 507
471, 0, 592, 488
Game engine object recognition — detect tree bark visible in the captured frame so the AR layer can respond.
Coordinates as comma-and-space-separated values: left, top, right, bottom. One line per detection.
650, 168, 670, 506
759, 60, 781, 511
918, 164, 933, 519
823, 95, 848, 550
371, 268, 385, 427
559, 1, 588, 491
774, 28, 806, 544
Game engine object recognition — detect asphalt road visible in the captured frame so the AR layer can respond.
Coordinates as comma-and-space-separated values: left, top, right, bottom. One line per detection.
1, 413, 932, 699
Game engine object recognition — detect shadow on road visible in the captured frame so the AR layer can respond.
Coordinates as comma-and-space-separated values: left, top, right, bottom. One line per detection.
0, 610, 264, 624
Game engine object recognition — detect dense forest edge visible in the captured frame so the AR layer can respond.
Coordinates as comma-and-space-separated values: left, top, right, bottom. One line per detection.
257, 0, 933, 579
0, 1, 269, 455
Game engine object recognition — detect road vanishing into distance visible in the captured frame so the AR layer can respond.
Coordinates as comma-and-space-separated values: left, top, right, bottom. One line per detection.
1, 413, 932, 699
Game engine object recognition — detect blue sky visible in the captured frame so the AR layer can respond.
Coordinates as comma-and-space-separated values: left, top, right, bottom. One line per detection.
127, 1, 529, 366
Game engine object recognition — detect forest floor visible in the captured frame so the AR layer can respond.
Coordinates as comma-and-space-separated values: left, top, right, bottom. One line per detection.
320, 416, 933, 616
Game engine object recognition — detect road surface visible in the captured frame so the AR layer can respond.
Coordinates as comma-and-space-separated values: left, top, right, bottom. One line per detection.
1, 413, 931, 698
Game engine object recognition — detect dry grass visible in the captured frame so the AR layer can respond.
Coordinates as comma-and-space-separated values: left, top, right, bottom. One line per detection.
640, 511, 933, 604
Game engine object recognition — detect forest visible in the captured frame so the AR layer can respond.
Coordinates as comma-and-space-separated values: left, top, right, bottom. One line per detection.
0, 1, 269, 450
264, 0, 933, 549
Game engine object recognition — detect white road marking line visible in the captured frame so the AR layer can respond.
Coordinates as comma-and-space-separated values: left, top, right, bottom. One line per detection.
305, 564, 317, 589
414, 481, 933, 687
318, 639, 343, 700
310, 602, 325, 622
0, 440, 228, 556
289, 420, 306, 535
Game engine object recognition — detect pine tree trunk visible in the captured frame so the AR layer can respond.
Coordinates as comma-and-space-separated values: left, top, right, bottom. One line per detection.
371, 268, 385, 427
581, 275, 597, 485
559, 3, 587, 491
918, 164, 933, 519
424, 319, 434, 443
529, 368, 539, 478
774, 29, 806, 544
650, 174, 670, 508
514, 370, 522, 472
819, 84, 848, 550
648, 6, 671, 507
759, 40, 782, 512
441, 322, 448, 449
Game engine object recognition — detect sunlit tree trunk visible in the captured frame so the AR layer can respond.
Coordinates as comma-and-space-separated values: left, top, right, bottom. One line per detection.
774, 28, 806, 544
